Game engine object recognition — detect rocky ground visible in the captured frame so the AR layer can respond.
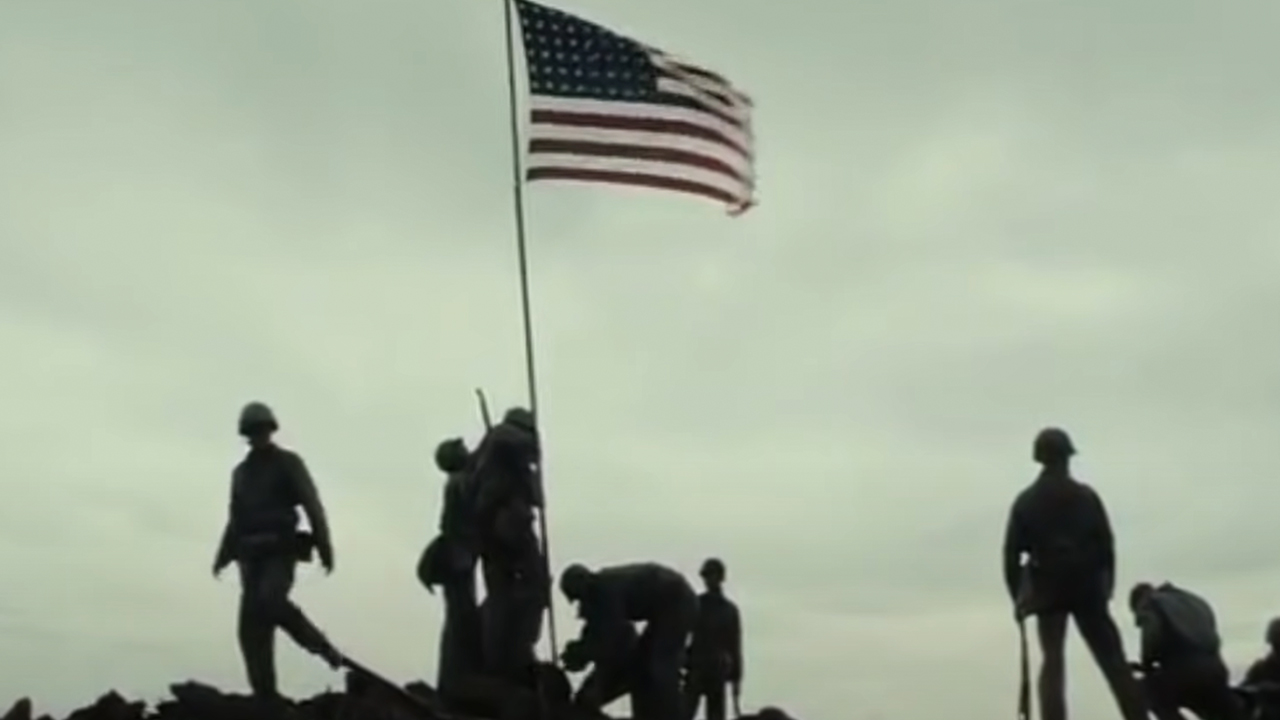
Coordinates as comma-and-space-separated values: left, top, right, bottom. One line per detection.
0, 670, 796, 720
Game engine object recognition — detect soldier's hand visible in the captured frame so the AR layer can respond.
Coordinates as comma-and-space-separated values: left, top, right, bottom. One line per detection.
212, 557, 231, 579
562, 640, 589, 672
319, 546, 335, 574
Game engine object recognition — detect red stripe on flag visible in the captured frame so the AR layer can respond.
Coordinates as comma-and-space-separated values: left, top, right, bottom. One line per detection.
528, 138, 749, 184
527, 167, 744, 207
530, 110, 750, 158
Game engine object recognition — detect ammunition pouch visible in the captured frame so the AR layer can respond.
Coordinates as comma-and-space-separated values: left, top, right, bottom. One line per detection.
418, 535, 478, 591
235, 531, 315, 564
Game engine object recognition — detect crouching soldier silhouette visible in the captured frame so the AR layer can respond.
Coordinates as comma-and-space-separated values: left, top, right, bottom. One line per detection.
417, 437, 483, 702
1003, 427, 1147, 720
1129, 581, 1240, 720
560, 562, 698, 720
1241, 619, 1280, 720
212, 401, 345, 700
684, 558, 743, 720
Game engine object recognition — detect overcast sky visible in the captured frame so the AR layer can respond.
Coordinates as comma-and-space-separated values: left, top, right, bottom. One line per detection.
1, 0, 1278, 717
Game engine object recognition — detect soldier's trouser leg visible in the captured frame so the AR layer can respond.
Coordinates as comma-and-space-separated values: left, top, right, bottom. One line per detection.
576, 664, 631, 711
682, 675, 703, 720
684, 674, 726, 720
1035, 612, 1069, 720
481, 565, 516, 680
704, 678, 727, 720
481, 565, 546, 683
250, 555, 339, 663
631, 673, 657, 720
1148, 657, 1240, 720
643, 605, 697, 720
1073, 605, 1149, 720
238, 561, 279, 697
1142, 668, 1191, 720
509, 581, 545, 673
439, 576, 480, 696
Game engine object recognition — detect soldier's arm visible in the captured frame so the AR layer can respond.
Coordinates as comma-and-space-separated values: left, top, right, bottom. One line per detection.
728, 601, 744, 682
517, 431, 543, 508
1002, 498, 1027, 602
1089, 488, 1116, 597
213, 477, 237, 568
1137, 609, 1163, 667
580, 591, 630, 666
470, 434, 507, 520
288, 453, 332, 553
439, 479, 458, 537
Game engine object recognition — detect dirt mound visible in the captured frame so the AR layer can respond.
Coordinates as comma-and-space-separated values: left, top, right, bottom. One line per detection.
0, 674, 797, 720
0, 676, 446, 720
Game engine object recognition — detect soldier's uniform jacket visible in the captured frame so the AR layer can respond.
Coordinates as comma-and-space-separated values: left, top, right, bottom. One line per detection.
470, 423, 540, 517
1003, 472, 1115, 611
216, 444, 329, 564
1246, 654, 1280, 686
421, 469, 478, 584
573, 563, 692, 664
439, 470, 473, 541
467, 422, 541, 568
688, 591, 743, 681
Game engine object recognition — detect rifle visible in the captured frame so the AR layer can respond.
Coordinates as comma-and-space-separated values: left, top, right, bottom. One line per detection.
732, 681, 742, 718
1017, 617, 1031, 720
475, 388, 493, 431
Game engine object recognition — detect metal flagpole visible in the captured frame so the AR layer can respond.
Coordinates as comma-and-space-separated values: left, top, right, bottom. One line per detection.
500, 0, 560, 666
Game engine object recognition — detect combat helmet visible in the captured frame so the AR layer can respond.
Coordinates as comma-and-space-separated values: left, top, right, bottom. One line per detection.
503, 406, 536, 432
559, 563, 592, 600
700, 557, 726, 581
1033, 427, 1075, 464
434, 438, 469, 473
238, 401, 278, 436
1266, 617, 1280, 647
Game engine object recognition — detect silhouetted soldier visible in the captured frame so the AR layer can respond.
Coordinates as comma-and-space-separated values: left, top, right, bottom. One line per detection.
1003, 427, 1147, 720
417, 437, 482, 702
1129, 581, 1239, 720
1245, 620, 1280, 687
469, 407, 547, 684
212, 402, 344, 700
1242, 620, 1280, 720
560, 562, 698, 720
684, 558, 743, 720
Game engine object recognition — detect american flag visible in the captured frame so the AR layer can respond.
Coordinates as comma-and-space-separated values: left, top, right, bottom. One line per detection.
514, 0, 756, 214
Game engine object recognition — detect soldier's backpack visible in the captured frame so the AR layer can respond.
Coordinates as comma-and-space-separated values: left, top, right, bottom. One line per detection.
1152, 583, 1221, 655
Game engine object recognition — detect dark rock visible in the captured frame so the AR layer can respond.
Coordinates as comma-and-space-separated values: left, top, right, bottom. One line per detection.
5, 673, 794, 720
1, 698, 32, 720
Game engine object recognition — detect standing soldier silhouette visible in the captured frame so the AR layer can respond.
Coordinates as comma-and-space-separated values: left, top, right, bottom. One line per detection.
684, 558, 743, 720
212, 402, 345, 701
1003, 427, 1147, 720
468, 407, 547, 685
417, 437, 483, 702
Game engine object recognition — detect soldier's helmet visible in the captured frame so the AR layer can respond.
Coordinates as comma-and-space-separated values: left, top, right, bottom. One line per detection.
559, 563, 592, 600
238, 401, 279, 436
1266, 617, 1280, 647
700, 557, 726, 581
1033, 427, 1075, 464
434, 438, 469, 473
503, 406, 536, 432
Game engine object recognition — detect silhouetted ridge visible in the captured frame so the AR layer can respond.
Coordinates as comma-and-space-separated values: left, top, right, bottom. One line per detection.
1, 675, 798, 720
